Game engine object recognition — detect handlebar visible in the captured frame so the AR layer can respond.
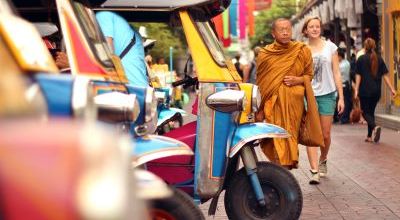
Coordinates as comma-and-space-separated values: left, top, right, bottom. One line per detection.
172, 76, 198, 89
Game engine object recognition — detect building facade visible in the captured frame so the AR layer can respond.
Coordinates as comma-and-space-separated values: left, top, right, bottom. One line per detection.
380, 0, 400, 113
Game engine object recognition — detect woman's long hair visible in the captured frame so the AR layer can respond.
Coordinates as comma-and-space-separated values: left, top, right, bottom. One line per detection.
364, 38, 378, 78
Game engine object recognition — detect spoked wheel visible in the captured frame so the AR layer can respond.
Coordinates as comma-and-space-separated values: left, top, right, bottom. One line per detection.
150, 187, 204, 220
224, 162, 302, 220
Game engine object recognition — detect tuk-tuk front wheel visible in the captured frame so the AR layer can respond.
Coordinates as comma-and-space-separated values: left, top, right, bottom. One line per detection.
150, 187, 205, 220
224, 162, 302, 220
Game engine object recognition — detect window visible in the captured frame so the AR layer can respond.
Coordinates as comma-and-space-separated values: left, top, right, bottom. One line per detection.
72, 2, 114, 68
195, 21, 226, 66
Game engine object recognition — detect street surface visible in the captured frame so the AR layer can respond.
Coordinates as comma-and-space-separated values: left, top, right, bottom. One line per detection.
198, 123, 400, 219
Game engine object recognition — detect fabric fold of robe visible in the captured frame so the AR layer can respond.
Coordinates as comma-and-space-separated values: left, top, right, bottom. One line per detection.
256, 41, 323, 168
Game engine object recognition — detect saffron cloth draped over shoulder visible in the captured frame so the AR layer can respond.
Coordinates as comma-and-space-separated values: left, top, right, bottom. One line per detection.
256, 41, 322, 168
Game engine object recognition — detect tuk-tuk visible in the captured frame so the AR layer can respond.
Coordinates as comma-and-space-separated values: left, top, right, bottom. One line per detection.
90, 1, 303, 219
0, 1, 147, 219
11, 0, 204, 219
1, 1, 191, 219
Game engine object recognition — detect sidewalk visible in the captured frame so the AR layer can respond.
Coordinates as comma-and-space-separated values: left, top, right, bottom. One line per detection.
200, 123, 400, 219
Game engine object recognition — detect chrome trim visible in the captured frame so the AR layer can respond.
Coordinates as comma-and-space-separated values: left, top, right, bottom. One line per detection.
133, 169, 172, 199
144, 87, 157, 123
72, 76, 97, 120
25, 83, 48, 119
206, 89, 245, 113
94, 92, 140, 123
196, 83, 224, 199
251, 85, 261, 112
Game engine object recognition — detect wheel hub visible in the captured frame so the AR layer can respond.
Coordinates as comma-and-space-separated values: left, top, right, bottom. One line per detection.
245, 184, 281, 218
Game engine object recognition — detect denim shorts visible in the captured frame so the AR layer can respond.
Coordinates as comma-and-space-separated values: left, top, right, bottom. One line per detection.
315, 92, 337, 116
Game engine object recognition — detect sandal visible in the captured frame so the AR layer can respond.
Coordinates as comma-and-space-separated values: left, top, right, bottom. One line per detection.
364, 138, 373, 143
373, 126, 381, 143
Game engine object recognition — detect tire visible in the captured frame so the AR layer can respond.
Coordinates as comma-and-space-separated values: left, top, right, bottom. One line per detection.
150, 187, 205, 220
224, 162, 302, 220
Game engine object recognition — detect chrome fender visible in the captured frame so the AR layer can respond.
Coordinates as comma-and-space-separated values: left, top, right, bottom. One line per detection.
132, 135, 193, 167
229, 123, 290, 157
157, 107, 187, 127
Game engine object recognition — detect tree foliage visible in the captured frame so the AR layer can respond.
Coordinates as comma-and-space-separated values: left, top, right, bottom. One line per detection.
250, 0, 300, 48
132, 23, 187, 62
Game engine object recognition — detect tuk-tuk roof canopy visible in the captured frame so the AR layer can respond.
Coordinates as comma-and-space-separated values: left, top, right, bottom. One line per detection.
100, 0, 215, 9
93, 0, 230, 20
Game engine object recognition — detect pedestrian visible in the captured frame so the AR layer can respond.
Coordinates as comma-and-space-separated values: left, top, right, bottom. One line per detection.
234, 54, 244, 78
96, 11, 148, 87
334, 49, 352, 124
354, 38, 396, 143
256, 18, 323, 172
302, 16, 345, 183
243, 46, 261, 84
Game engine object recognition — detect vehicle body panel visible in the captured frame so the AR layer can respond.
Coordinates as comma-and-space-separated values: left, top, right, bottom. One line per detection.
229, 123, 290, 157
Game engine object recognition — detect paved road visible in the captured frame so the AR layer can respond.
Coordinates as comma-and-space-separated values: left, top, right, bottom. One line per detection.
198, 123, 400, 219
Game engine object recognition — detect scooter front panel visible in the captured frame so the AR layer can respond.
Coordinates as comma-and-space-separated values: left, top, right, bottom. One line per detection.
194, 82, 237, 199
229, 123, 290, 157
125, 85, 147, 125
92, 81, 127, 95
36, 74, 74, 116
132, 135, 193, 167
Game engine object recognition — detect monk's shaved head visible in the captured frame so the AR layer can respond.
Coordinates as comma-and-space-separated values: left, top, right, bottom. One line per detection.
271, 18, 292, 31
271, 18, 292, 45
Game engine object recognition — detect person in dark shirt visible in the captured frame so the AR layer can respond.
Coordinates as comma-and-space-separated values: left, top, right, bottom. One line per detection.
354, 38, 396, 143
234, 54, 243, 78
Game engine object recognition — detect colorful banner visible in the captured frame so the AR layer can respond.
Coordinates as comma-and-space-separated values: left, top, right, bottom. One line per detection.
229, 0, 238, 36
212, 14, 224, 40
222, 10, 231, 47
223, 10, 230, 39
239, 0, 247, 39
248, 0, 255, 37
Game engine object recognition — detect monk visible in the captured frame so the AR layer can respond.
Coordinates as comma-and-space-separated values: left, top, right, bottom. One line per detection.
256, 18, 323, 180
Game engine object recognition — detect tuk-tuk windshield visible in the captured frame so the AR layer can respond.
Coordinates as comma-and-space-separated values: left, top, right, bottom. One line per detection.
72, 2, 114, 68
195, 21, 226, 66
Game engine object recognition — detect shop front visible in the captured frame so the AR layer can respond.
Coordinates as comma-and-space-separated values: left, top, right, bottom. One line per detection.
380, 0, 400, 121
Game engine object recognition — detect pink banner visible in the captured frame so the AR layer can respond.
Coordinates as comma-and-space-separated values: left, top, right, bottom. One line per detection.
239, 0, 247, 39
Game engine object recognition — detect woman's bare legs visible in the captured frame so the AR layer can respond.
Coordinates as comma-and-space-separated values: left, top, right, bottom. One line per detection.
319, 115, 333, 162
306, 147, 319, 170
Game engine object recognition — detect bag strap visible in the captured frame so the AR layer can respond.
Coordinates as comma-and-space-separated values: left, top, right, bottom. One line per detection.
119, 36, 136, 60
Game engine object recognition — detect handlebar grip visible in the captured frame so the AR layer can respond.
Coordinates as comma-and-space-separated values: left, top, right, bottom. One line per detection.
172, 77, 197, 87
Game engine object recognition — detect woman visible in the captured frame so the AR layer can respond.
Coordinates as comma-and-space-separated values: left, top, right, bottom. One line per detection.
354, 38, 396, 143
302, 16, 345, 184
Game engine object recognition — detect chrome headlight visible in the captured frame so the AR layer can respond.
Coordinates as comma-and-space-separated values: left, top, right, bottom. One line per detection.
94, 92, 140, 123
72, 76, 97, 121
251, 85, 261, 112
144, 87, 157, 123
206, 89, 246, 113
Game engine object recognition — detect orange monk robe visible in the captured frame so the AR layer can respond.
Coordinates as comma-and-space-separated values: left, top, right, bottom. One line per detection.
256, 41, 313, 168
